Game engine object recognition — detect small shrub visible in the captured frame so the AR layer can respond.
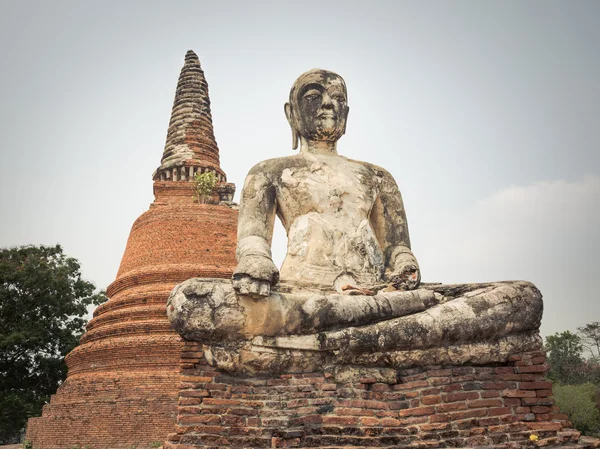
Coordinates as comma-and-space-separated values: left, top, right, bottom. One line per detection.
23, 440, 33, 449
151, 442, 162, 448
193, 171, 218, 204
553, 382, 600, 435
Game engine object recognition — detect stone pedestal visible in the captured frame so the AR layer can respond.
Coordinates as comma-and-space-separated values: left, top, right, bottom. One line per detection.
164, 342, 600, 449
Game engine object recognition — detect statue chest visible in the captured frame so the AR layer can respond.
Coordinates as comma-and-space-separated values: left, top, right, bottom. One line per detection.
275, 159, 380, 222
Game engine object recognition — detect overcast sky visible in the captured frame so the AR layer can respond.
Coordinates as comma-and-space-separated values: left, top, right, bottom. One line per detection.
0, 1, 598, 338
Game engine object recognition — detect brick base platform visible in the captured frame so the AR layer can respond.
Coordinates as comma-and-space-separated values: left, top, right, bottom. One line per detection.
27, 370, 179, 449
164, 342, 600, 449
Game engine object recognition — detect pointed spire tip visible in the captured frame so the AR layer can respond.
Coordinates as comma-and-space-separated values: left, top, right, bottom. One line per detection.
185, 50, 198, 60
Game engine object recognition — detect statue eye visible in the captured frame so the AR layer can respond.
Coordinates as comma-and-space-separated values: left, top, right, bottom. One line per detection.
302, 90, 321, 102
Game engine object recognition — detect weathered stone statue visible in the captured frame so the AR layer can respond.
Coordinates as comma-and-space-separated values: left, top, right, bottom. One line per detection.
168, 69, 543, 374
234, 69, 420, 295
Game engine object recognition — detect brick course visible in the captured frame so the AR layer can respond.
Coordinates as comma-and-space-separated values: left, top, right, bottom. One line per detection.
26, 183, 238, 449
165, 347, 600, 448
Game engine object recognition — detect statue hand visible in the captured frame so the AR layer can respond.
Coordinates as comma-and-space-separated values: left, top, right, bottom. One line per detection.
389, 263, 421, 291
232, 256, 279, 298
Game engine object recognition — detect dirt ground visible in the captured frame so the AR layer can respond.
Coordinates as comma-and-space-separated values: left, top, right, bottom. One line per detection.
0, 445, 22, 449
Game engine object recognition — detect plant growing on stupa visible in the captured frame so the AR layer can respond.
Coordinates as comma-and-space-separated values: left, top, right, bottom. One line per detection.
193, 171, 218, 204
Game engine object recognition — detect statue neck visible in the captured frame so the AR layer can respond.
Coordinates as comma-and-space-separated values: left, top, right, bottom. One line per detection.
299, 137, 338, 156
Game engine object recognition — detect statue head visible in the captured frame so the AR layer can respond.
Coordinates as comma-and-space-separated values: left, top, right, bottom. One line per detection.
285, 69, 349, 150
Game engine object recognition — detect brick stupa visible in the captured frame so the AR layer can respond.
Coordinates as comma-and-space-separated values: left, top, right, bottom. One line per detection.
27, 51, 238, 449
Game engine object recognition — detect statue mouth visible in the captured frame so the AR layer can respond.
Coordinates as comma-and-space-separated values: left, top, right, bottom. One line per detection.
317, 112, 337, 119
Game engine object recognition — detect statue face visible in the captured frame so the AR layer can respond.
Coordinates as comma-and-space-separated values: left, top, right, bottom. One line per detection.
288, 70, 349, 144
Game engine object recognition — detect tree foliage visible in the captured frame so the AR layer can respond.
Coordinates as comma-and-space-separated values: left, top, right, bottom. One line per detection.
553, 383, 600, 436
193, 170, 218, 204
545, 330, 585, 384
0, 244, 107, 443
579, 322, 600, 360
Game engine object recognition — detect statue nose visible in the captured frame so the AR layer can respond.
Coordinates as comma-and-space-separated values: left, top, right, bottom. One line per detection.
321, 93, 334, 108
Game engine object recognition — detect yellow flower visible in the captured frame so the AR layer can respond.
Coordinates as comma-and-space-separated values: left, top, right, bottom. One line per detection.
530, 434, 539, 442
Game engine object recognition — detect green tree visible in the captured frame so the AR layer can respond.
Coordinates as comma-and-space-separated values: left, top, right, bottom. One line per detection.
192, 170, 218, 204
553, 383, 600, 436
545, 330, 585, 384
0, 245, 107, 443
579, 322, 600, 360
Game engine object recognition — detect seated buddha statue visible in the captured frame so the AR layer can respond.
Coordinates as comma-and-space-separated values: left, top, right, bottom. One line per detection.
167, 69, 543, 374
234, 68, 420, 296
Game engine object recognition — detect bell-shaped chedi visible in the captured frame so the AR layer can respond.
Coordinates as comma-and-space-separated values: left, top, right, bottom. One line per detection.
26, 51, 237, 449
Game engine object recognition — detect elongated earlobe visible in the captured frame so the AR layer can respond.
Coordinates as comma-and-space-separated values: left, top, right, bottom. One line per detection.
342, 106, 349, 136
291, 128, 299, 150
284, 103, 299, 150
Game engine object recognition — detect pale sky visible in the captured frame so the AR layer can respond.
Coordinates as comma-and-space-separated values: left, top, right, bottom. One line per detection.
0, 1, 598, 337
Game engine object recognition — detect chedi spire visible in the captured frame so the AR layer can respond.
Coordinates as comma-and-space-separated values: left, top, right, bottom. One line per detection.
155, 50, 225, 182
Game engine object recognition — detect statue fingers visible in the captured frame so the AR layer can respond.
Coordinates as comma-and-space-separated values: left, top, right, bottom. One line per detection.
258, 281, 271, 297
232, 275, 245, 293
248, 280, 261, 295
237, 276, 253, 295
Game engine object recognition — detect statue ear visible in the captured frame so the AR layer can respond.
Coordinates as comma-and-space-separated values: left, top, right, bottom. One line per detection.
285, 102, 299, 150
342, 105, 350, 136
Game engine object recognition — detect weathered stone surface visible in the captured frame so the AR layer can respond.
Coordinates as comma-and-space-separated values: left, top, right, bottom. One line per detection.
169, 278, 436, 339
165, 345, 600, 449
168, 69, 545, 377
232, 69, 419, 297
154, 50, 226, 184
168, 279, 542, 374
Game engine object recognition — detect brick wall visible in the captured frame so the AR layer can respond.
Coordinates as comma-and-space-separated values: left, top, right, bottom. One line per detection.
26, 183, 238, 449
165, 342, 599, 449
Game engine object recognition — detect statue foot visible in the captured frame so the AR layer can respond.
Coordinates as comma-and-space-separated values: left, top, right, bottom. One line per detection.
167, 280, 543, 374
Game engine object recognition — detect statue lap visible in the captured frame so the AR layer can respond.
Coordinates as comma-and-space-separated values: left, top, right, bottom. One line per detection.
168, 278, 542, 374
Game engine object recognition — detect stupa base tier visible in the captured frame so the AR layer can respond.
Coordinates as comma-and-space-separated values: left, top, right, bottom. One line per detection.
164, 341, 600, 449
26, 372, 179, 449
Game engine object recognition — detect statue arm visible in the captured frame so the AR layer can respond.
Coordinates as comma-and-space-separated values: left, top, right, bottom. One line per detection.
370, 169, 421, 289
233, 165, 280, 297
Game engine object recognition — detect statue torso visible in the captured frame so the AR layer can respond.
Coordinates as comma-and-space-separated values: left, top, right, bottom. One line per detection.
265, 153, 387, 290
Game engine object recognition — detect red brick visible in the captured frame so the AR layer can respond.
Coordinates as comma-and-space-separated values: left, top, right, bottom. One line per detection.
359, 417, 381, 426
322, 416, 359, 425
532, 406, 553, 414
436, 402, 468, 413
428, 413, 450, 423
371, 383, 391, 392
482, 381, 517, 390
467, 399, 503, 408
522, 397, 555, 406
502, 389, 536, 398
526, 422, 562, 431
449, 408, 487, 420
394, 380, 430, 390
516, 364, 550, 373
488, 407, 511, 416
443, 392, 479, 402
398, 406, 436, 417
421, 395, 442, 405
481, 390, 500, 398
519, 381, 553, 390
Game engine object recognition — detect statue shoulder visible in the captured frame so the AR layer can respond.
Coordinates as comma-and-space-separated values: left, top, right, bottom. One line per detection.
246, 155, 309, 178
346, 158, 396, 182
